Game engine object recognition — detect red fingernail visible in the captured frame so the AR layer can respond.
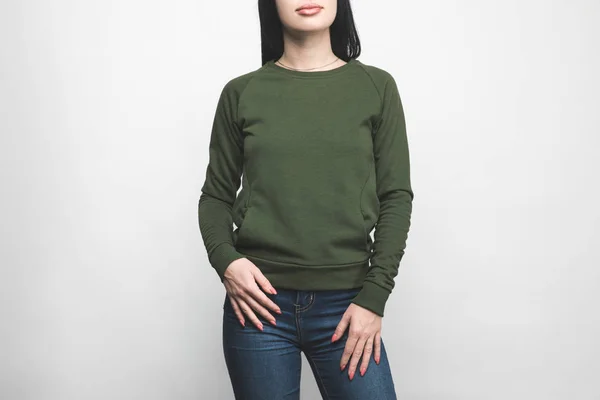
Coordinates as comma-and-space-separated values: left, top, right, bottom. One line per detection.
349, 371, 354, 380
331, 334, 337, 342
360, 367, 365, 376
340, 363, 346, 371
240, 320, 245, 326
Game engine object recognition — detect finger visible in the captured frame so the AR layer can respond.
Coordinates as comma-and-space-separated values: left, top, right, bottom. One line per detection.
340, 325, 359, 370
252, 267, 277, 295
237, 297, 264, 331
248, 284, 282, 315
359, 335, 375, 376
348, 334, 367, 380
332, 312, 351, 342
374, 331, 382, 364
243, 292, 277, 327
228, 296, 245, 327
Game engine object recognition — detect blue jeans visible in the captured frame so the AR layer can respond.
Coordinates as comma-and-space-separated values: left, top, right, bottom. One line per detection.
222, 287, 397, 399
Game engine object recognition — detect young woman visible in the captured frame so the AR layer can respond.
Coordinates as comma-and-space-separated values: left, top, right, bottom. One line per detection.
198, 0, 413, 398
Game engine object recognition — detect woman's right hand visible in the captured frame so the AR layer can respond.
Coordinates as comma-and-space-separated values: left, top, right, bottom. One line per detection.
223, 258, 282, 331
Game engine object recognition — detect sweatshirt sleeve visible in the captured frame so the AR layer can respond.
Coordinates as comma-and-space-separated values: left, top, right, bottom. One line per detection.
351, 74, 414, 317
197, 81, 246, 282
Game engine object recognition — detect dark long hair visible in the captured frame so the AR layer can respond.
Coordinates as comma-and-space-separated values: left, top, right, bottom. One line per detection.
258, 0, 361, 65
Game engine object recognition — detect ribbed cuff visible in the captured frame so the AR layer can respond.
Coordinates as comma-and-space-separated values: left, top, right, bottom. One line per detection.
209, 242, 245, 282
351, 280, 391, 317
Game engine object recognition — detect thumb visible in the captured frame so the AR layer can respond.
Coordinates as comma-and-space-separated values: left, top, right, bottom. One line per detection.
251, 265, 277, 295
332, 311, 351, 342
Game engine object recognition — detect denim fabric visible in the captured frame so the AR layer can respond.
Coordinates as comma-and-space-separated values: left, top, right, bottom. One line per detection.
222, 287, 397, 399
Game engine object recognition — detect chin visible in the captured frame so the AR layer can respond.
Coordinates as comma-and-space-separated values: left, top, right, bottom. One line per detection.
289, 20, 332, 33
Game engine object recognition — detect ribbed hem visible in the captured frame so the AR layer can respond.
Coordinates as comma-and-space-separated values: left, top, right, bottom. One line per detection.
350, 280, 391, 317
209, 242, 246, 282
243, 253, 370, 291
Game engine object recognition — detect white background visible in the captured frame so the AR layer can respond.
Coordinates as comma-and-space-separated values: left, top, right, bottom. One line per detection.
1, 0, 599, 399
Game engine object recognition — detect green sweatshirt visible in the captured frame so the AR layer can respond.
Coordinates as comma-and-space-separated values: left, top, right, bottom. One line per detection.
198, 58, 413, 317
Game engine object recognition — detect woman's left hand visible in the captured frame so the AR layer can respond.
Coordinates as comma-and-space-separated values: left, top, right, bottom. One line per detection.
331, 303, 382, 380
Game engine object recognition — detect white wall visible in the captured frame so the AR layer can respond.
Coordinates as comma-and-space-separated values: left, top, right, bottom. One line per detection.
1, 0, 598, 399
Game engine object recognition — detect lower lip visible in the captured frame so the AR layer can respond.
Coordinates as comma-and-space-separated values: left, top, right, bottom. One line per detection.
297, 7, 322, 16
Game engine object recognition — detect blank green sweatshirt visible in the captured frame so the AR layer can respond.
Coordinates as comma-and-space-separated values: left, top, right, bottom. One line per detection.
198, 58, 413, 317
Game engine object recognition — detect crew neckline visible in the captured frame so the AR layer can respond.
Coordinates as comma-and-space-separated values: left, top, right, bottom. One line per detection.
264, 58, 358, 79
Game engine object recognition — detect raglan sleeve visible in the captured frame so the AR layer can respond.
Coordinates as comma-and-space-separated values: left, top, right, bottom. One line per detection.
197, 81, 246, 282
351, 73, 414, 317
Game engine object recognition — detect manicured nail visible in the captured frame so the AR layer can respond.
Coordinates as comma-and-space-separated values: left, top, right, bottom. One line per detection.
258, 324, 263, 331
270, 319, 276, 326
331, 334, 337, 342
340, 363, 346, 371
239, 320, 245, 327
276, 309, 282, 314
271, 287, 277, 294
349, 371, 354, 380
360, 367, 365, 376
376, 357, 380, 364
